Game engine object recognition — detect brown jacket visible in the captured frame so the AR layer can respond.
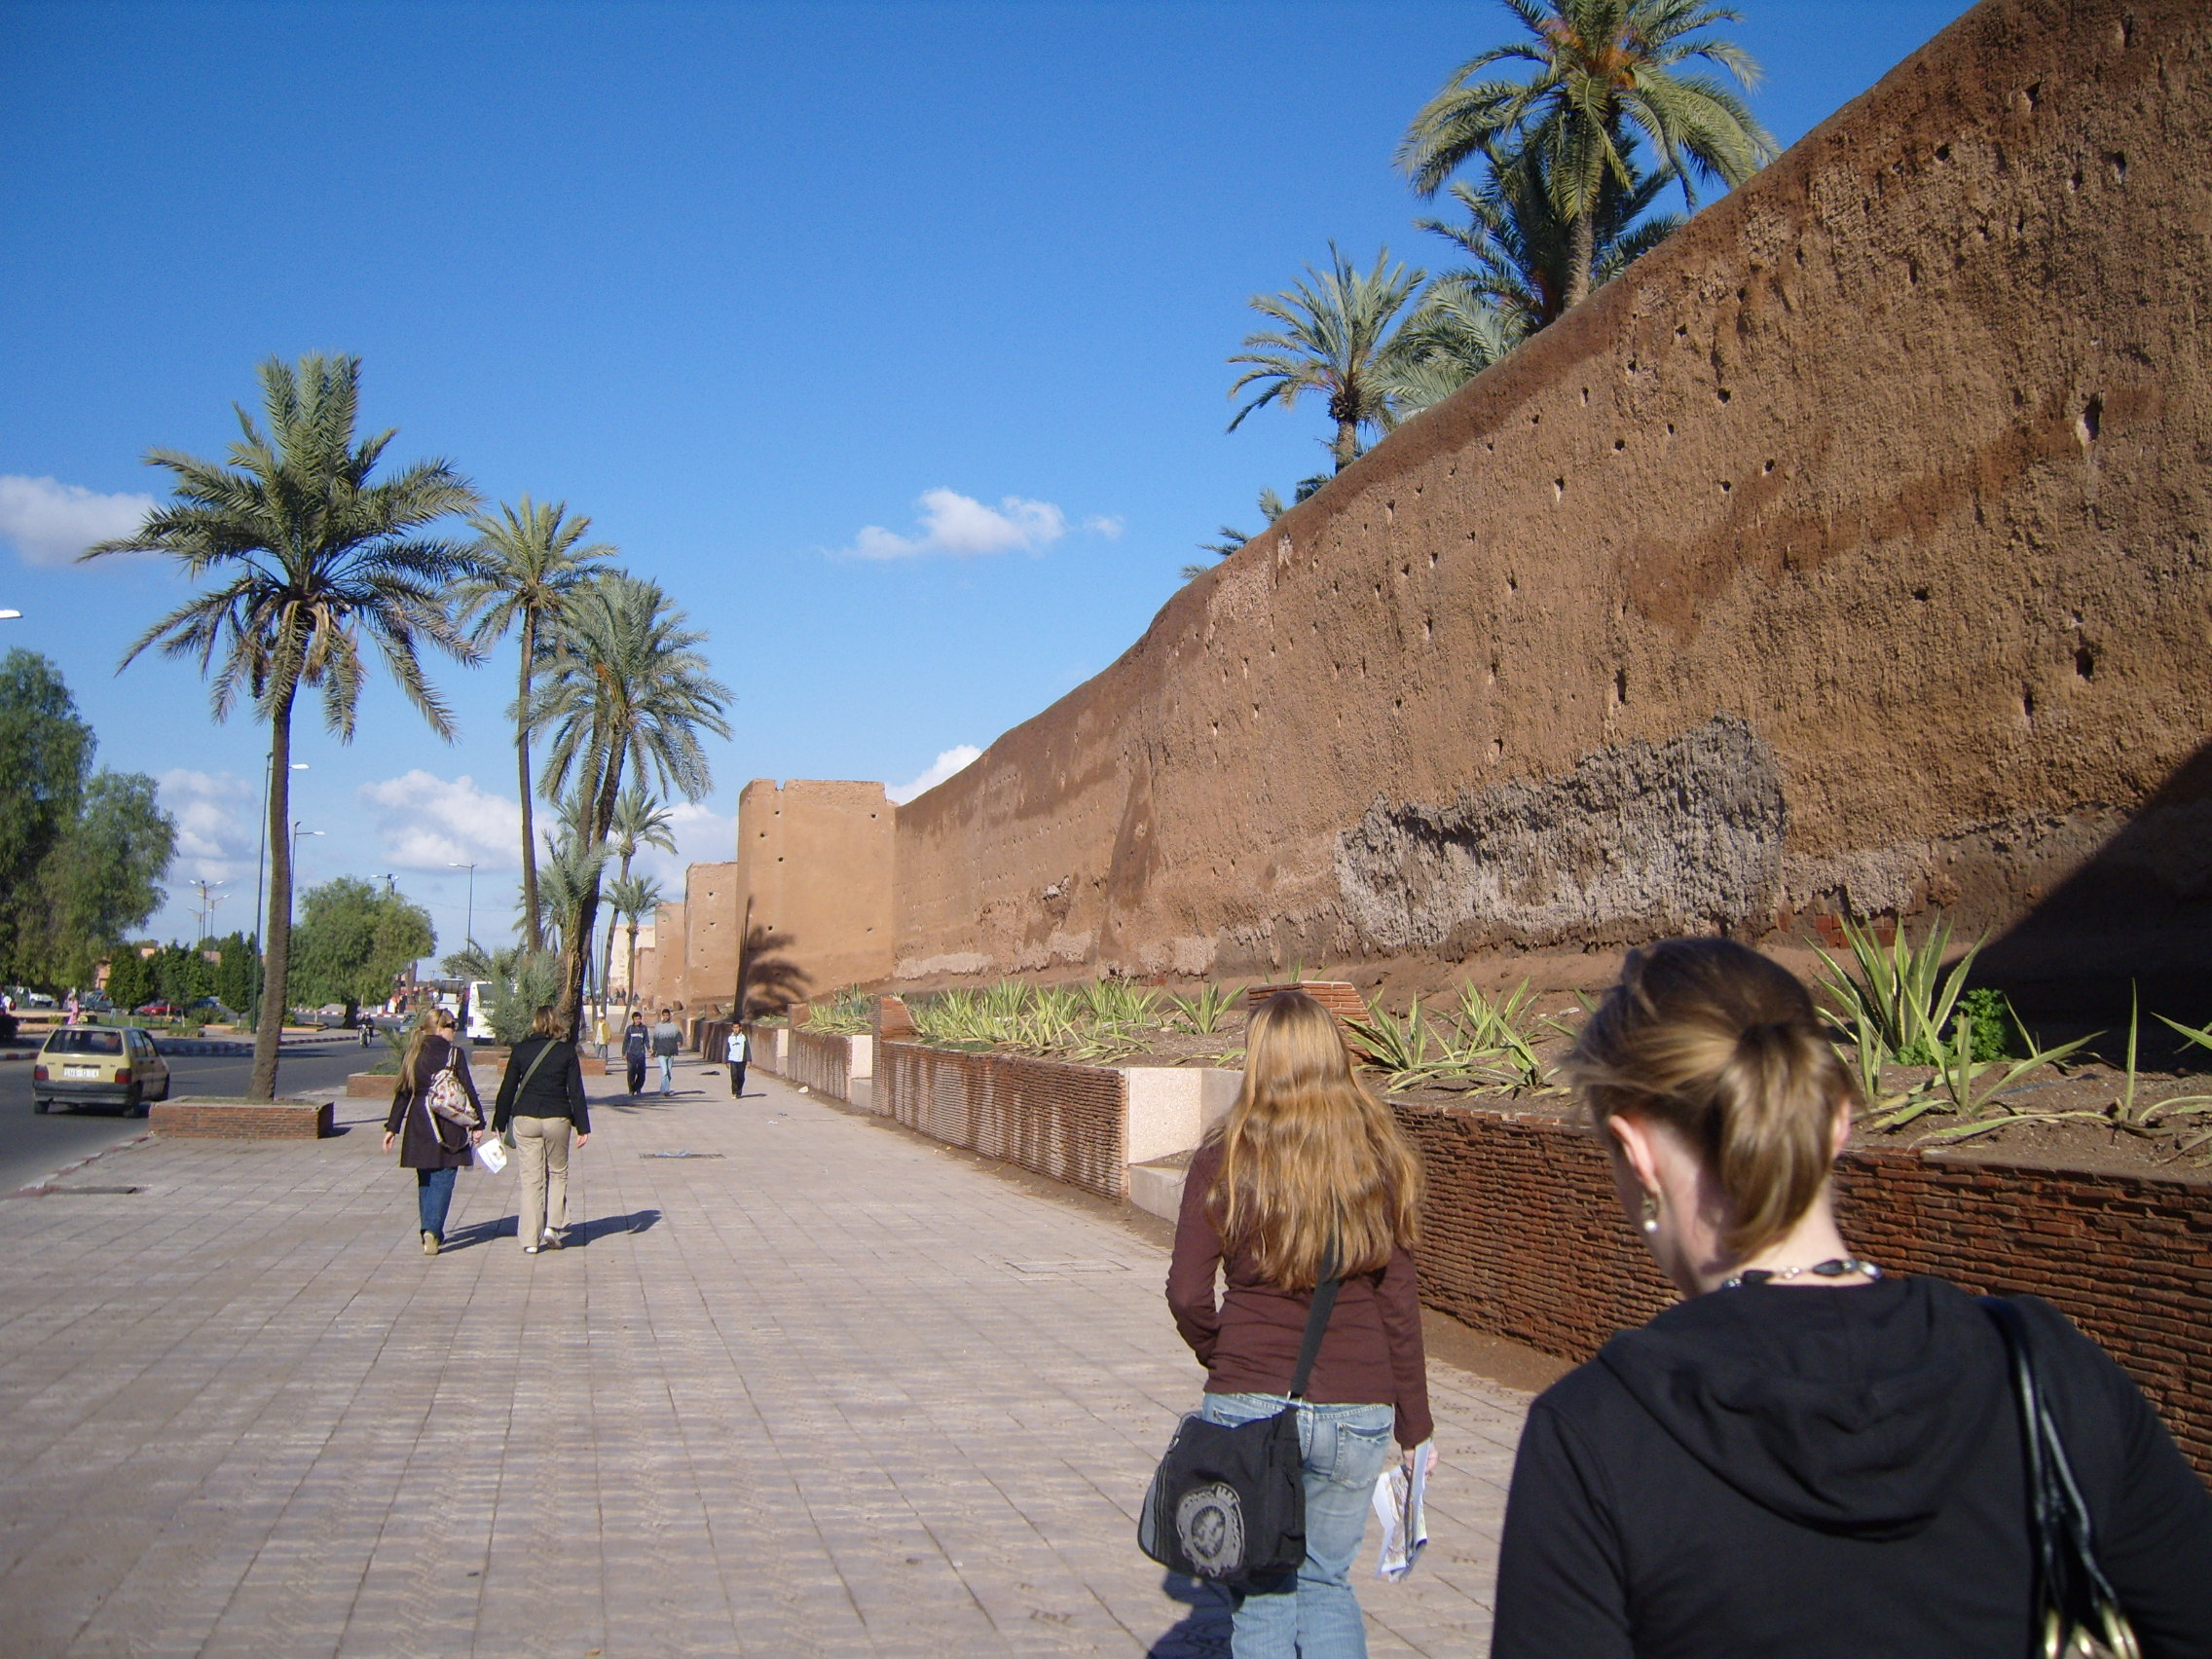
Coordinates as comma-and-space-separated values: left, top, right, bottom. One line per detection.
1167, 1139, 1433, 1447
384, 1035, 482, 1170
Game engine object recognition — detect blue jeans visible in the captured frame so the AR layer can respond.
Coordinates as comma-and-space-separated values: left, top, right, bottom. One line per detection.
416, 1166, 458, 1239
1200, 1393, 1395, 1658
657, 1053, 674, 1092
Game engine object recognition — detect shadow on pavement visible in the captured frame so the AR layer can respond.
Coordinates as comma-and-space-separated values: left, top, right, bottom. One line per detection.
1148, 1573, 1233, 1658
575, 1207, 662, 1243
442, 1214, 518, 1251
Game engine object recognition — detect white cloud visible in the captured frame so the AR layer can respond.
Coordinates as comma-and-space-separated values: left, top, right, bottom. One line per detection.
357, 771, 523, 870
835, 489, 1119, 562
157, 769, 259, 889
628, 800, 737, 886
888, 744, 982, 804
0, 474, 157, 567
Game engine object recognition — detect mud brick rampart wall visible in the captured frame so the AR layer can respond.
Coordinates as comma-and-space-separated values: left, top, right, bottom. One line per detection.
890, 0, 2212, 1020
1399, 1101, 2212, 1476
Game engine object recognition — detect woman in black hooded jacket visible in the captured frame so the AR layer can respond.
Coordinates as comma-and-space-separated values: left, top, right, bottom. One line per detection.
494, 1006, 591, 1255
1491, 939, 2212, 1659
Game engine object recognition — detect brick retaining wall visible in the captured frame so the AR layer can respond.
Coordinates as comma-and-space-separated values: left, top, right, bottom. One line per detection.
1396, 1101, 2212, 1475
878, 1042, 1126, 1200
785, 1029, 853, 1100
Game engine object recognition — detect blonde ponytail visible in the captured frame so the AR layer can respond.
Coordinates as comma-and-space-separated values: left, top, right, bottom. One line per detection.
1565, 940, 1856, 1259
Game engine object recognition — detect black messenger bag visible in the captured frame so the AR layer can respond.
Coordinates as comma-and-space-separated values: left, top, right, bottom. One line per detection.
1138, 1259, 1343, 1589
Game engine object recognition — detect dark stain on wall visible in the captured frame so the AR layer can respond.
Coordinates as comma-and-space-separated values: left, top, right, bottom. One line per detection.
1336, 715, 1787, 952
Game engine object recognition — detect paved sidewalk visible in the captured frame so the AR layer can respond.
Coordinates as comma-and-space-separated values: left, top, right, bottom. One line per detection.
0, 1057, 1528, 1657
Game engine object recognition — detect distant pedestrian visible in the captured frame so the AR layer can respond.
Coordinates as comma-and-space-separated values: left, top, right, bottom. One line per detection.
494, 1005, 591, 1255
622, 1011, 649, 1095
593, 1010, 610, 1061
650, 1008, 682, 1095
725, 1025, 747, 1096
1491, 938, 2212, 1658
382, 1009, 482, 1256
1165, 989, 1431, 1656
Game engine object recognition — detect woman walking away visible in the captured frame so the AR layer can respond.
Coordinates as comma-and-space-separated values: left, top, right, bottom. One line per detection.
1493, 938, 2212, 1659
1166, 989, 1432, 1658
383, 1008, 482, 1256
495, 1005, 591, 1255
725, 1024, 747, 1097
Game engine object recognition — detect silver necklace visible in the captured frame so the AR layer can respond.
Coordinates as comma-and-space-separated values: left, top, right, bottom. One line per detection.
1722, 1257, 1883, 1289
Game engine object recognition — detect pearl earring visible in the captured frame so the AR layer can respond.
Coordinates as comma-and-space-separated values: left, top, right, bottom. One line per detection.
1640, 1192, 1660, 1235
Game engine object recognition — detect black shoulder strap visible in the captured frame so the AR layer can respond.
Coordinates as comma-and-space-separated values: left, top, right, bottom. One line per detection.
514, 1037, 558, 1095
1288, 1240, 1343, 1402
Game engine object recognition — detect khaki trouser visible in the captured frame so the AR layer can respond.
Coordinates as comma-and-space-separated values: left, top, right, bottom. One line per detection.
513, 1116, 572, 1248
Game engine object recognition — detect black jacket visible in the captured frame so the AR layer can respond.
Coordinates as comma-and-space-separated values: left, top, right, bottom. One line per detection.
493, 1035, 590, 1133
384, 1035, 481, 1170
1492, 1275, 2212, 1659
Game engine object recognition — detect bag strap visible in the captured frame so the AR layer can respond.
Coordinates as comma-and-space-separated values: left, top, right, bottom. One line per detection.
513, 1037, 558, 1097
1287, 1240, 1344, 1402
1982, 1297, 2139, 1659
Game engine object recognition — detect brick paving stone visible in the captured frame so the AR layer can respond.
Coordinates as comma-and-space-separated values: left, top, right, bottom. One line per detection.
0, 1057, 1529, 1658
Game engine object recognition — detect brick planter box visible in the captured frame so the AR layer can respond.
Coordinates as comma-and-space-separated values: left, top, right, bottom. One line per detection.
151, 1099, 335, 1139
879, 1042, 1127, 1200
347, 1072, 398, 1097
1395, 1100, 2212, 1479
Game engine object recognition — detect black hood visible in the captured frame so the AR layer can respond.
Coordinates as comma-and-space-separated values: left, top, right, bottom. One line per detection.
1596, 1274, 2005, 1539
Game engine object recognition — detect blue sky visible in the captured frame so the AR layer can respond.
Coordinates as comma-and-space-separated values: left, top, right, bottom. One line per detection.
0, 0, 1976, 958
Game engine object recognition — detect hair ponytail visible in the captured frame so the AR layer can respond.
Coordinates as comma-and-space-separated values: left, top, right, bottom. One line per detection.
1566, 939, 1855, 1259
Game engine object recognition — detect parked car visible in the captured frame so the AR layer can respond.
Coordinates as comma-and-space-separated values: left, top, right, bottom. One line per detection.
33, 1025, 171, 1116
134, 1001, 180, 1017
79, 993, 115, 1014
186, 997, 237, 1019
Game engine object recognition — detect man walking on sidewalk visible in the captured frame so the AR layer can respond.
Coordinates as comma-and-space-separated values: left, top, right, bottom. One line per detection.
725, 1025, 747, 1097
622, 1011, 650, 1096
650, 1008, 682, 1095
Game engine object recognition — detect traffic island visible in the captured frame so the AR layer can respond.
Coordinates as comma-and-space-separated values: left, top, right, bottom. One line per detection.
150, 1098, 335, 1139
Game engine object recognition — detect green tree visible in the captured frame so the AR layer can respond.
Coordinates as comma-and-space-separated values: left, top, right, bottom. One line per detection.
31, 772, 178, 989
85, 352, 481, 1098
210, 931, 258, 1014
289, 877, 436, 1021
454, 498, 615, 953
152, 943, 213, 1007
604, 871, 665, 1015
104, 945, 153, 1012
530, 572, 730, 1036
600, 787, 676, 1003
0, 650, 93, 982
1228, 244, 1428, 475
1397, 0, 1775, 311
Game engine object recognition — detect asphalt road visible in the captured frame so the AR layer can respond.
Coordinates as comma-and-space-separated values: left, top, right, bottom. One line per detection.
0, 1040, 371, 1194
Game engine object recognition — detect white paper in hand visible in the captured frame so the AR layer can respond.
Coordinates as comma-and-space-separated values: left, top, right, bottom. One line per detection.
1370, 1442, 1429, 1579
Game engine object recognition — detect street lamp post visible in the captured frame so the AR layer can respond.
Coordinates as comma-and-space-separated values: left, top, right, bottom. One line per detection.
448, 862, 477, 950
247, 758, 309, 1021
290, 823, 324, 927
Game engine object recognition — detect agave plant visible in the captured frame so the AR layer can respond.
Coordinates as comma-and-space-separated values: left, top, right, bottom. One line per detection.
1814, 916, 1975, 1113
1168, 982, 1237, 1036
803, 985, 872, 1037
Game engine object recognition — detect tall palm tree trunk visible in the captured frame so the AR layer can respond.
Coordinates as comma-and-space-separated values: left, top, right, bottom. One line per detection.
553, 750, 626, 1039
249, 686, 298, 1100
515, 611, 542, 952
626, 918, 640, 1018
1334, 418, 1359, 472
601, 845, 633, 1019
1565, 205, 1598, 311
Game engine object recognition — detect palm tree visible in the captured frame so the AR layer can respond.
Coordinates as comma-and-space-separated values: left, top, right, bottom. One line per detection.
1397, 0, 1776, 311
530, 572, 731, 1034
604, 872, 664, 1015
85, 352, 479, 1098
1386, 140, 1682, 415
454, 498, 614, 953
1228, 244, 1428, 474
601, 787, 676, 1007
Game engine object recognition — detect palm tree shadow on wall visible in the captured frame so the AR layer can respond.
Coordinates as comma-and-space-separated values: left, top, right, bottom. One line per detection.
1977, 734, 2212, 1052
736, 898, 810, 1021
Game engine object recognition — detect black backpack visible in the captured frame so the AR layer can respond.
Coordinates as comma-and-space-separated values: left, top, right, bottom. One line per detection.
1138, 1257, 1342, 1589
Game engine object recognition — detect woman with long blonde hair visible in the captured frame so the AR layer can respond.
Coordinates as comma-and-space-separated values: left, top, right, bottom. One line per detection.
1166, 989, 1433, 1656
382, 1006, 482, 1255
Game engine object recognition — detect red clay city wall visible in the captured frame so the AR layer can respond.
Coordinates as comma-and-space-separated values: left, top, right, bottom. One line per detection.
891, 0, 2212, 1017
1398, 1101, 2212, 1475
877, 1041, 1127, 1201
